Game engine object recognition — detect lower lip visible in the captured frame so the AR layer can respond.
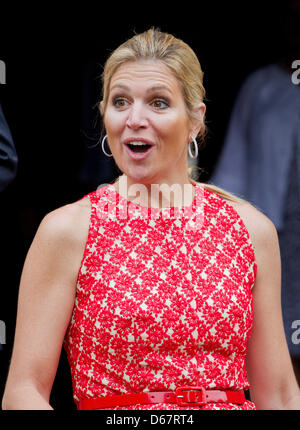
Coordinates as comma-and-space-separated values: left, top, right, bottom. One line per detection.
124, 144, 155, 160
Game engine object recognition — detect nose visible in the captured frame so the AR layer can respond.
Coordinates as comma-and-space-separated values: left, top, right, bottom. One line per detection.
126, 102, 148, 130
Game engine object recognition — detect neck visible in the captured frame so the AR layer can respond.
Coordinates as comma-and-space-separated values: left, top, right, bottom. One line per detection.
113, 174, 196, 209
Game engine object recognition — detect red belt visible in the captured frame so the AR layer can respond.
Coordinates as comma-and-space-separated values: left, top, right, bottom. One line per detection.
78, 386, 246, 410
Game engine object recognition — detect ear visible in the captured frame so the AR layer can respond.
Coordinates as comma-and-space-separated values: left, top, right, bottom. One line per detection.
189, 102, 206, 138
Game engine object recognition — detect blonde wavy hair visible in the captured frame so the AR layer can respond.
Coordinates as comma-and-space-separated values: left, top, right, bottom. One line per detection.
100, 27, 247, 205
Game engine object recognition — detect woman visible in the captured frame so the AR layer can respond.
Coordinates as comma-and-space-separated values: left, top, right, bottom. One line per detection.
2, 28, 300, 410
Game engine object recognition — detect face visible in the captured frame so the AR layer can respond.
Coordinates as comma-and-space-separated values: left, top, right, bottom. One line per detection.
102, 60, 205, 186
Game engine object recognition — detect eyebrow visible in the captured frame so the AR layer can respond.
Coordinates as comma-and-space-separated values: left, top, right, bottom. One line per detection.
110, 84, 129, 92
110, 84, 172, 95
148, 85, 172, 95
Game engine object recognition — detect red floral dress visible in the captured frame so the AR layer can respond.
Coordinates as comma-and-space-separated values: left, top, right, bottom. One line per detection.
63, 182, 258, 410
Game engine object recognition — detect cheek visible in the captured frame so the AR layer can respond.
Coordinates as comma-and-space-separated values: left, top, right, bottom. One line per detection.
151, 112, 190, 144
104, 109, 125, 136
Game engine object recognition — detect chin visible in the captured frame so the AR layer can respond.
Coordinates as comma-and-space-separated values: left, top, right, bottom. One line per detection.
125, 168, 156, 184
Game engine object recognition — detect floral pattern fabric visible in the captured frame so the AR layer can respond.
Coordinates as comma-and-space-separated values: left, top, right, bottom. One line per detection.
64, 183, 257, 410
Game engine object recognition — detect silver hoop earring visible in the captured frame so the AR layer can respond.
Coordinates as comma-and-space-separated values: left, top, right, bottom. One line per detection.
188, 137, 198, 159
101, 134, 113, 157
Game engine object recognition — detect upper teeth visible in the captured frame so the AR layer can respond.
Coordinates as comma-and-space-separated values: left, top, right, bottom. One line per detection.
129, 141, 148, 146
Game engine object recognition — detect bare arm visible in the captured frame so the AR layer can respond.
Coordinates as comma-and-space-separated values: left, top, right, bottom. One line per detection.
245, 209, 300, 409
2, 199, 90, 409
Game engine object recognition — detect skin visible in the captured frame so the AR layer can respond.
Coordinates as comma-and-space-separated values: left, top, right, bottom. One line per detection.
228, 200, 300, 409
2, 60, 300, 410
101, 60, 205, 208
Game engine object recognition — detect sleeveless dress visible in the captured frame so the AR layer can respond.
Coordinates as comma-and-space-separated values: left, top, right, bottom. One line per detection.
63, 182, 258, 410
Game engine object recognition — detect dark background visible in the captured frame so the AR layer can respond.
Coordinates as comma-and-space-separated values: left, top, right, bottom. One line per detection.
0, 3, 294, 410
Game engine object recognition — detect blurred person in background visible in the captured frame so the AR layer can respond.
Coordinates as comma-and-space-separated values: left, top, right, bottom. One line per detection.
210, 0, 300, 386
0, 104, 17, 193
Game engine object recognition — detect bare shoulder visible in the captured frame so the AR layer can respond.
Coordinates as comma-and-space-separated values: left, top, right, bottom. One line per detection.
197, 182, 277, 245
37, 196, 91, 247
223, 198, 278, 253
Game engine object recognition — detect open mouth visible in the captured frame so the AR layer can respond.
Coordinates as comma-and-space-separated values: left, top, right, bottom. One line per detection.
124, 139, 155, 160
127, 143, 152, 153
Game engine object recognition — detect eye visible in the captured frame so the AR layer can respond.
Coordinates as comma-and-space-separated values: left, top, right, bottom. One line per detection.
151, 99, 169, 110
113, 97, 129, 109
